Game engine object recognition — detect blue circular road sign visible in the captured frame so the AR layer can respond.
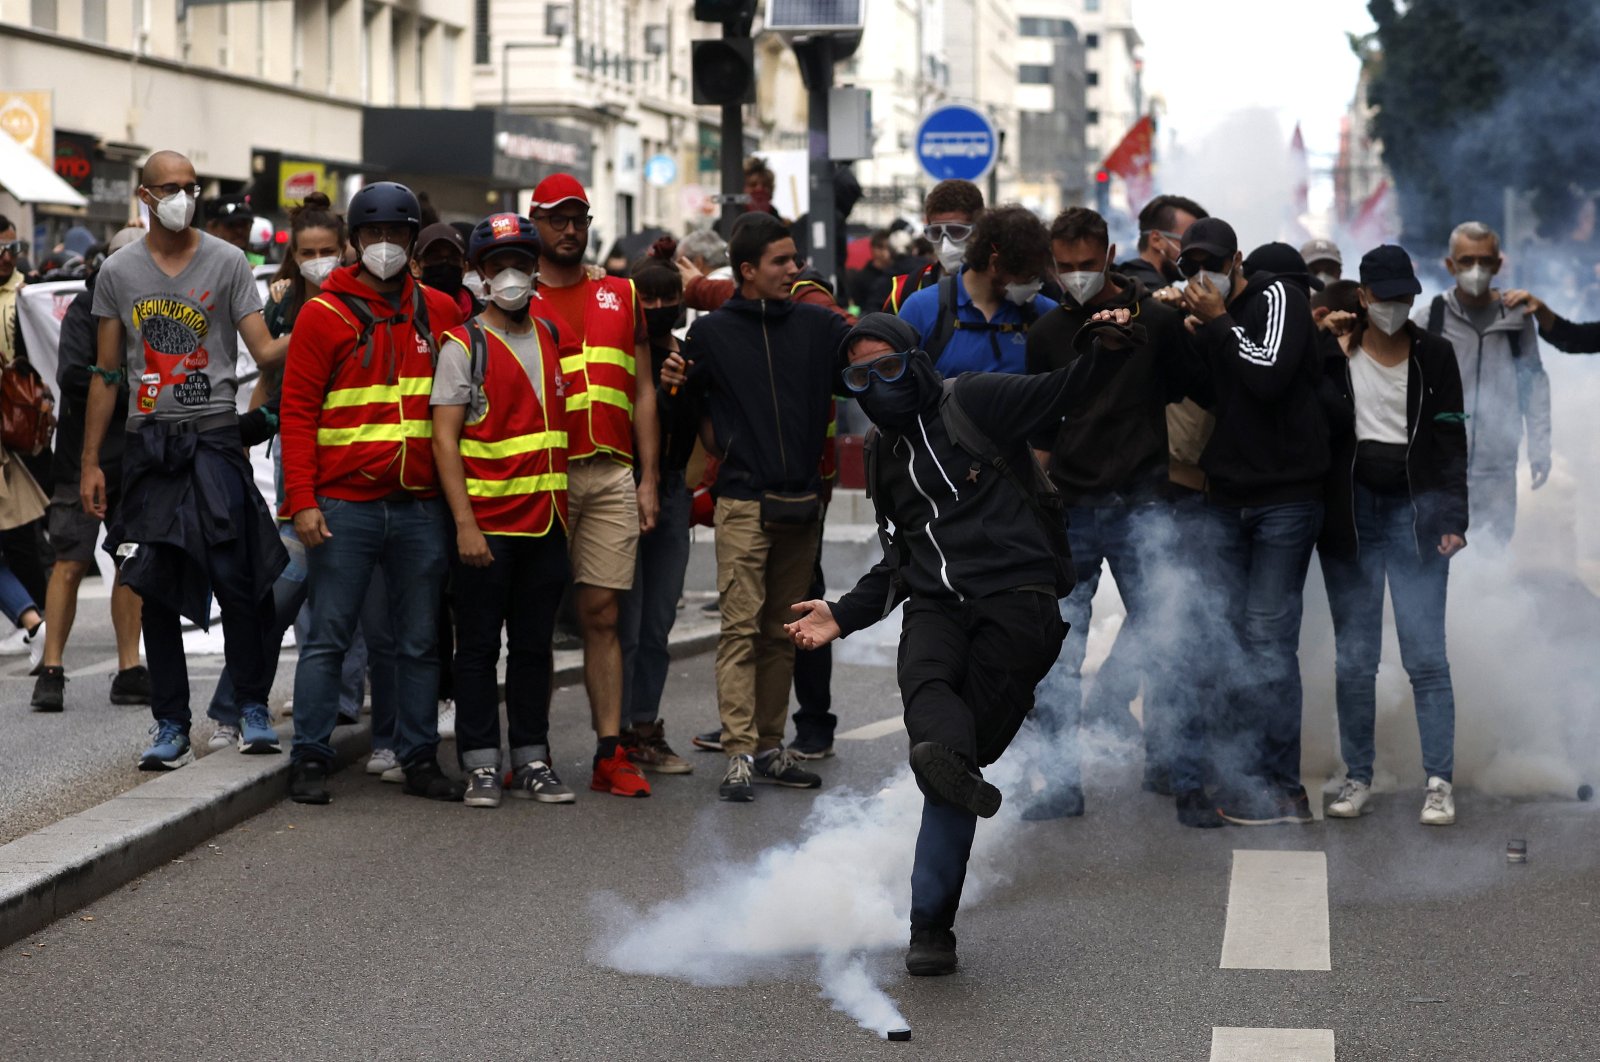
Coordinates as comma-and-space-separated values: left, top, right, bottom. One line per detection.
915, 104, 999, 183
644, 154, 678, 188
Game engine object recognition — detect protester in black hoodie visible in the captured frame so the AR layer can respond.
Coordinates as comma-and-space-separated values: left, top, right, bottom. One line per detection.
785, 310, 1139, 978
1023, 206, 1205, 821
1176, 219, 1329, 828
666, 213, 851, 804
1317, 245, 1467, 828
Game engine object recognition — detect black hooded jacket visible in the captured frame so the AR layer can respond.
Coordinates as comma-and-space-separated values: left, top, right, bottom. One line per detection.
1319, 321, 1469, 558
675, 293, 852, 501
1195, 271, 1330, 506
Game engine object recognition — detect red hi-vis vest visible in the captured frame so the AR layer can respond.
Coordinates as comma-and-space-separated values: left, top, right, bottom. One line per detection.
886, 263, 939, 314
440, 320, 569, 536
561, 276, 640, 465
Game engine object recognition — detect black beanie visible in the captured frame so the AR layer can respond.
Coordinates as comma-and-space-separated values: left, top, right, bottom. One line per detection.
841, 312, 922, 358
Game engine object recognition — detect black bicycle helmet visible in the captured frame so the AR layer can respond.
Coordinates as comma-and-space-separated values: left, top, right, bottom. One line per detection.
467, 213, 541, 266
347, 181, 421, 234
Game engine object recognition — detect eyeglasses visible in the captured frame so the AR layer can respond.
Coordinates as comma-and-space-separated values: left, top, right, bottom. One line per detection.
358, 224, 415, 244
1177, 255, 1226, 278
0, 240, 24, 258
924, 223, 973, 243
842, 352, 910, 392
144, 183, 203, 199
536, 213, 593, 232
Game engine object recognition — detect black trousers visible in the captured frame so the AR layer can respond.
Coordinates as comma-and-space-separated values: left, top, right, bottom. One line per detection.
790, 549, 834, 743
899, 589, 1066, 931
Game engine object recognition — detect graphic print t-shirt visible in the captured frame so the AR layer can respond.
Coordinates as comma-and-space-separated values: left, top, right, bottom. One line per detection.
92, 231, 262, 422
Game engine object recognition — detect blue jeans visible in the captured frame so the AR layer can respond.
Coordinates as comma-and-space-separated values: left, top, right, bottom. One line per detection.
1196, 500, 1323, 793
0, 555, 37, 627
1143, 491, 1212, 792
910, 799, 979, 931
290, 496, 448, 766
1319, 484, 1455, 783
1033, 503, 1161, 789
619, 470, 691, 727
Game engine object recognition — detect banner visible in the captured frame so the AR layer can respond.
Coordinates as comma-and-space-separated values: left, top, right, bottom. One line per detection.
1101, 114, 1154, 208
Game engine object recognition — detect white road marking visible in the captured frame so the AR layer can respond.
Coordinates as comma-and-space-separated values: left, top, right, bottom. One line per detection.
1220, 849, 1331, 971
1209, 1027, 1335, 1061
835, 715, 906, 741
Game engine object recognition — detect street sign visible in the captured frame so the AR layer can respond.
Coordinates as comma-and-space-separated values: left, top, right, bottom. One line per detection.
644, 154, 678, 187
914, 103, 998, 183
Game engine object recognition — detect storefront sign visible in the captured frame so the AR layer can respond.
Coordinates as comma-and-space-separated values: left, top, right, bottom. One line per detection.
0, 91, 53, 167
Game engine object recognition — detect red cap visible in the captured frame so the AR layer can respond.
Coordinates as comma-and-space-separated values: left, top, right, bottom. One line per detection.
530, 174, 590, 211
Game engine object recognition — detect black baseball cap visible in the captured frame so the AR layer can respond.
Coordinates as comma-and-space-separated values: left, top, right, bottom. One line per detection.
208, 195, 254, 223
1179, 218, 1238, 260
1244, 241, 1322, 291
417, 222, 467, 258
1359, 244, 1423, 300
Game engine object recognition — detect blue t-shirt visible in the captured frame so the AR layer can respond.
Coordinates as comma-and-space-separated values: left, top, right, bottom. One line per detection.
897, 267, 1057, 376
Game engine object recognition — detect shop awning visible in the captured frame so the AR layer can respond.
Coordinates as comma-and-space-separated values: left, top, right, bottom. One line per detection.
0, 132, 89, 207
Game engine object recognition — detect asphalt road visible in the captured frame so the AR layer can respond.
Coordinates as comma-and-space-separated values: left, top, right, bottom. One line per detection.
3, 645, 1597, 1061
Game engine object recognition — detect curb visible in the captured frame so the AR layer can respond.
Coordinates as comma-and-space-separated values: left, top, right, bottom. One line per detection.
0, 620, 721, 948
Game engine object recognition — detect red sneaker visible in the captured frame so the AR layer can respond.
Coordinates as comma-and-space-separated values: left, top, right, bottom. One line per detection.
591, 746, 652, 798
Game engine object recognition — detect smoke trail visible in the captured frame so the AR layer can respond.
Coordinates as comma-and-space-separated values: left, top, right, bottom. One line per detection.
817, 953, 908, 1038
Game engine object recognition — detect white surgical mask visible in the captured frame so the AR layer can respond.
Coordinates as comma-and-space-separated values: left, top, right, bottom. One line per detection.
489, 268, 533, 311
462, 270, 488, 301
1366, 301, 1410, 336
1061, 270, 1106, 306
1005, 279, 1044, 306
360, 241, 409, 280
1315, 271, 1339, 288
1455, 264, 1492, 297
1198, 269, 1233, 301
152, 190, 195, 232
936, 236, 967, 274
299, 256, 338, 286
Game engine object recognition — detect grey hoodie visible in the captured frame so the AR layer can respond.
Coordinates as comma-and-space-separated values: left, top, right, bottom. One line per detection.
1414, 290, 1549, 478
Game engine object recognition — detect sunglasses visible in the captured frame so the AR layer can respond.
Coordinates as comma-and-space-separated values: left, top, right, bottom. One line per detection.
1177, 255, 1227, 278
924, 222, 973, 243
0, 240, 24, 258
842, 352, 910, 392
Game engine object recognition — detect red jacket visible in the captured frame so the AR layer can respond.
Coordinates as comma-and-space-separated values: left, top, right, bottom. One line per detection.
280, 264, 464, 515
683, 275, 857, 325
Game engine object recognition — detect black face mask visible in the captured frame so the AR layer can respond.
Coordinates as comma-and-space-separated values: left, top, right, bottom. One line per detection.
852, 349, 939, 431
644, 305, 682, 339
421, 262, 464, 297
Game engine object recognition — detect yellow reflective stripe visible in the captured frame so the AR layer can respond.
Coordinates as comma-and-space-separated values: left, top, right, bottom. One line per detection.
400, 375, 432, 396
315, 420, 432, 446
566, 393, 591, 411
560, 354, 587, 374
588, 385, 633, 413
585, 345, 635, 374
325, 385, 399, 408
458, 431, 568, 459
826, 419, 837, 438
465, 473, 568, 498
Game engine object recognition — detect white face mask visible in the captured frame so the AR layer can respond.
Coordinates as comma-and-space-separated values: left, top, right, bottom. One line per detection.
1061, 270, 1106, 306
1455, 264, 1492, 297
151, 190, 195, 232
1197, 269, 1233, 301
1004, 279, 1044, 306
489, 267, 534, 311
1366, 301, 1410, 336
299, 255, 338, 287
361, 240, 409, 280
462, 270, 488, 301
936, 236, 967, 274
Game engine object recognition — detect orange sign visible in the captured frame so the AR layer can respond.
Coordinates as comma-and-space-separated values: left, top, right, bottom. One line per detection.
0, 91, 54, 167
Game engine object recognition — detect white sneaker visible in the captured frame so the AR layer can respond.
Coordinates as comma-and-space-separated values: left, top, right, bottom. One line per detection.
0, 625, 30, 656
380, 764, 406, 784
209, 724, 241, 750
24, 622, 45, 668
1421, 776, 1455, 826
366, 747, 399, 776
437, 699, 456, 740
1326, 779, 1373, 818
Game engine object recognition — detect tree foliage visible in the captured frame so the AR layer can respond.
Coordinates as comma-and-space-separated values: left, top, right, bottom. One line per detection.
1366, 0, 1600, 250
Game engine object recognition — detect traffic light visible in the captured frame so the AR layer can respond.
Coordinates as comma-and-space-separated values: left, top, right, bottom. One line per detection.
693, 0, 757, 23
1094, 169, 1111, 214
692, 38, 756, 105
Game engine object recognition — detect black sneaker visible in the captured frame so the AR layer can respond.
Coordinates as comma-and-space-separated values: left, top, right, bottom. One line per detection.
790, 737, 835, 761
402, 759, 467, 802
109, 665, 152, 706
718, 754, 755, 802
31, 666, 66, 712
1175, 787, 1225, 829
909, 742, 1002, 819
1141, 765, 1174, 796
692, 729, 724, 752
1020, 783, 1084, 821
1218, 785, 1314, 826
753, 747, 822, 788
289, 759, 332, 805
905, 927, 958, 976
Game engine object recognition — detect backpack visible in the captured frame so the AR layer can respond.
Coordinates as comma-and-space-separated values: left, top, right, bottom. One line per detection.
0, 358, 56, 457
460, 315, 562, 390
323, 283, 436, 371
923, 274, 1040, 365
1426, 293, 1522, 358
863, 378, 1074, 607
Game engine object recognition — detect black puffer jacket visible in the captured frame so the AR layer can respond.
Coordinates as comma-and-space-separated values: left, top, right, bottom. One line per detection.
1319, 321, 1469, 559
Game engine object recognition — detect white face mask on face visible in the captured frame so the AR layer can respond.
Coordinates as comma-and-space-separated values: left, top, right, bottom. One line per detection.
1061, 269, 1107, 306
151, 190, 195, 232
299, 256, 338, 286
1004, 278, 1044, 306
936, 236, 967, 274
361, 240, 409, 280
1455, 264, 1492, 297
1366, 300, 1410, 336
489, 267, 534, 311
1197, 269, 1233, 301
462, 270, 488, 300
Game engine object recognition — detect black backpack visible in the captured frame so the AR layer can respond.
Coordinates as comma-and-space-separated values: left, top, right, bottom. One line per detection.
923, 274, 1040, 365
324, 284, 436, 372
459, 315, 562, 390
863, 379, 1074, 610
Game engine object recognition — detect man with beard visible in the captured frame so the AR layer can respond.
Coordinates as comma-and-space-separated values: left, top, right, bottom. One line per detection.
1117, 194, 1208, 292
531, 173, 660, 800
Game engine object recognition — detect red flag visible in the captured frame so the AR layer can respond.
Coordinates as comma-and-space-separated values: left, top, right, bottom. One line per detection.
1348, 179, 1397, 247
1101, 115, 1155, 206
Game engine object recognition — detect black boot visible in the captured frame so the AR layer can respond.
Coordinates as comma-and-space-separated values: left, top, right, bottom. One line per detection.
289, 759, 332, 805
906, 926, 958, 976
909, 742, 1001, 818
403, 759, 467, 802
